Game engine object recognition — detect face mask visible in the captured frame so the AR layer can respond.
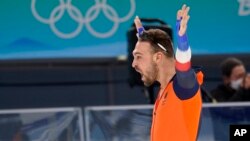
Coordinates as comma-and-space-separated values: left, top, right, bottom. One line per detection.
230, 78, 243, 90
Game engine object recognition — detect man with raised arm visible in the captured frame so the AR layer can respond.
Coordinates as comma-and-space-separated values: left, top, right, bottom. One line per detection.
132, 4, 203, 141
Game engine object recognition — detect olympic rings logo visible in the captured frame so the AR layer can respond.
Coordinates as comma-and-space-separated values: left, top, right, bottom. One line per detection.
31, 0, 136, 39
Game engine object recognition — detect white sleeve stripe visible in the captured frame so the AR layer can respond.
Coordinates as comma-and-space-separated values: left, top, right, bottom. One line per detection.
175, 47, 192, 63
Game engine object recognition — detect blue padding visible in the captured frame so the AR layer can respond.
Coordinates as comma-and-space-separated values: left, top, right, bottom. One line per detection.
177, 34, 189, 51
176, 19, 181, 31
138, 27, 145, 36
176, 18, 189, 51
176, 69, 196, 88
173, 72, 199, 100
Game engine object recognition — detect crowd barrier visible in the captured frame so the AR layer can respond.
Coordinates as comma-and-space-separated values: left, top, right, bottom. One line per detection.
1, 102, 250, 141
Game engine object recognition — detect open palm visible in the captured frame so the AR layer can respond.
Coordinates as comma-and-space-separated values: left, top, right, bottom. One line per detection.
177, 4, 190, 36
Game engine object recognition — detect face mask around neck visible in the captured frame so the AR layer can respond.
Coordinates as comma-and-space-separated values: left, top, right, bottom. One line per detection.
230, 78, 243, 90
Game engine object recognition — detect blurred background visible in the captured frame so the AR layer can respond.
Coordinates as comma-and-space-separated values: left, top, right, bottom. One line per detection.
0, 0, 250, 140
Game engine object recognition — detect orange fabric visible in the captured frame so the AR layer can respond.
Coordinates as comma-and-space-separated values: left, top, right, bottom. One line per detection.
151, 72, 203, 141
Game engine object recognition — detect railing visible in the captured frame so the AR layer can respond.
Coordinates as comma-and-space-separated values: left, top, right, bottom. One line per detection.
0, 107, 84, 141
1, 102, 250, 141
85, 102, 250, 141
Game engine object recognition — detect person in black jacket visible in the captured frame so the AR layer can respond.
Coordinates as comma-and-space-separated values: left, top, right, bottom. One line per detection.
211, 57, 250, 102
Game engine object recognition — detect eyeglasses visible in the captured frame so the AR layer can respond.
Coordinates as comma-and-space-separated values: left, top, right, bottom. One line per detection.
137, 32, 167, 52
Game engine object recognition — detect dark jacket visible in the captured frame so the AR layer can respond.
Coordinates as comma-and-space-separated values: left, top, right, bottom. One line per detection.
211, 84, 250, 102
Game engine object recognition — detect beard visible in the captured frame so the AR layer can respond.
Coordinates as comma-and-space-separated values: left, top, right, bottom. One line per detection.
141, 62, 158, 87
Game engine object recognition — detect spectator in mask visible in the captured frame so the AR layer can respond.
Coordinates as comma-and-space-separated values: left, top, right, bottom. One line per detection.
211, 57, 250, 102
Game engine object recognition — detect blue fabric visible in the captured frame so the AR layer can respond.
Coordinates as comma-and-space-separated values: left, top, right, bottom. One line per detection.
173, 69, 200, 100
177, 34, 189, 51
173, 77, 199, 100
176, 19, 189, 51
176, 69, 196, 88
137, 27, 145, 36
173, 18, 199, 100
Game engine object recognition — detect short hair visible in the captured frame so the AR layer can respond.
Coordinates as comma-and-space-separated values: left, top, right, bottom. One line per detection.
138, 29, 174, 58
220, 57, 244, 77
